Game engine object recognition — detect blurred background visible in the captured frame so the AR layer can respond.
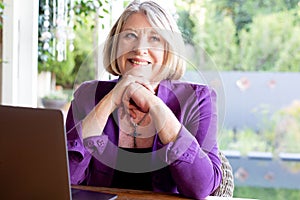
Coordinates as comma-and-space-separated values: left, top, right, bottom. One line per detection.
1, 0, 300, 199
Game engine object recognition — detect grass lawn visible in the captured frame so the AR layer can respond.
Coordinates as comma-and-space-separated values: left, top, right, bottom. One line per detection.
234, 187, 300, 200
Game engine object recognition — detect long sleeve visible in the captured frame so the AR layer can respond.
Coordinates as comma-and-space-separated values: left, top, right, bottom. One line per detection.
66, 94, 92, 185
155, 81, 222, 199
66, 80, 110, 184
66, 80, 118, 185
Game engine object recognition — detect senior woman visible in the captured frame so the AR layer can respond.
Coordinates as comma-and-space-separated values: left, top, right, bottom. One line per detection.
66, 0, 222, 199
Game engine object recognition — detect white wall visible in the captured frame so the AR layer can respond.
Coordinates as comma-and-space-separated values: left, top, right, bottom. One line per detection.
1, 0, 39, 107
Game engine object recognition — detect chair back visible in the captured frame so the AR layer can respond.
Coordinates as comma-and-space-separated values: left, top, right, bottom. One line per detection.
212, 151, 235, 197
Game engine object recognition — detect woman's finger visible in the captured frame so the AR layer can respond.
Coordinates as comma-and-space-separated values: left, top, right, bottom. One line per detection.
129, 109, 137, 119
135, 80, 155, 94
121, 82, 138, 115
122, 82, 149, 113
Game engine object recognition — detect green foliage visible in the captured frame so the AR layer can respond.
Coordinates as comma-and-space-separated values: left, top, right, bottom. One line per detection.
43, 90, 68, 100
38, 0, 109, 88
218, 128, 273, 155
176, 9, 196, 44
275, 26, 300, 71
210, 0, 299, 32
211, 0, 253, 32
175, 0, 300, 72
0, 2, 4, 29
239, 10, 300, 71
234, 186, 300, 200
202, 15, 239, 70
73, 0, 109, 30
38, 48, 75, 74
68, 21, 95, 87
55, 21, 95, 88
219, 100, 300, 155
52, 51, 76, 89
271, 100, 300, 154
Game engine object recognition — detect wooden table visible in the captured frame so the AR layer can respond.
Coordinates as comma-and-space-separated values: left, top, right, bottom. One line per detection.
72, 185, 192, 200
72, 185, 255, 200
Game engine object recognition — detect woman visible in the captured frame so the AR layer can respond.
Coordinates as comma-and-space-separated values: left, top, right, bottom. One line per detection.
66, 0, 222, 199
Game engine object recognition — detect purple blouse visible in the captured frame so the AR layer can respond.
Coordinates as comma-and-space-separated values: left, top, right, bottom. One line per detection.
66, 79, 222, 199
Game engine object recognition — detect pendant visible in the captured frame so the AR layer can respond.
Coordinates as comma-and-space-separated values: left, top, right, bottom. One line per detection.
132, 123, 141, 148
129, 113, 148, 148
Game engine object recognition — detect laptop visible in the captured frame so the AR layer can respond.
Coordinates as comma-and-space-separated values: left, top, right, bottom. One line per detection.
0, 105, 117, 200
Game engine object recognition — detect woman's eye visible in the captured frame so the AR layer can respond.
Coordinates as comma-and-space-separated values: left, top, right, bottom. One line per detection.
150, 35, 161, 42
125, 33, 137, 39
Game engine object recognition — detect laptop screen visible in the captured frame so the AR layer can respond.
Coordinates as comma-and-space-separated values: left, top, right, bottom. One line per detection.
0, 105, 118, 200
0, 105, 72, 199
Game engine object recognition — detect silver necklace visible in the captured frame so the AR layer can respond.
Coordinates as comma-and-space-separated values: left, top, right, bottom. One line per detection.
129, 113, 148, 148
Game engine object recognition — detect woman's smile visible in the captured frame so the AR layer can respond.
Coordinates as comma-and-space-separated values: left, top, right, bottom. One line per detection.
128, 57, 151, 67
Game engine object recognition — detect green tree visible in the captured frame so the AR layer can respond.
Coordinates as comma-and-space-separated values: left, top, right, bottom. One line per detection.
239, 10, 300, 71
275, 23, 300, 71
176, 0, 300, 71
200, 2, 239, 70
176, 9, 195, 44
175, 0, 239, 70
210, 0, 299, 33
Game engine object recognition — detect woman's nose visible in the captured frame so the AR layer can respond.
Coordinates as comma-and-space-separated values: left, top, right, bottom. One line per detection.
133, 37, 149, 54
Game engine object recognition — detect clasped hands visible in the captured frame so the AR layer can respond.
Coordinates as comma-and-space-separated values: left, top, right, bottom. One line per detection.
112, 72, 180, 144
83, 68, 181, 144
113, 75, 156, 118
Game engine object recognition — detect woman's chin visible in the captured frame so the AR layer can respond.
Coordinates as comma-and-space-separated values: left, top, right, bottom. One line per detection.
126, 65, 152, 77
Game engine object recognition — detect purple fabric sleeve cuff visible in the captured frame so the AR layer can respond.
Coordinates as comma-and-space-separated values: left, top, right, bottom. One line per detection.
82, 134, 118, 169
162, 126, 199, 165
67, 122, 87, 162
83, 135, 109, 155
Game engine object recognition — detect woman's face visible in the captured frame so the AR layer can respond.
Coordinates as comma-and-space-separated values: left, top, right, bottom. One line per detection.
117, 12, 166, 82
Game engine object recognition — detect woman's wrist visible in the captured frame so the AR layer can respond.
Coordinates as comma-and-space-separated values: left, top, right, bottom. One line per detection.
82, 93, 115, 139
149, 99, 181, 144
102, 91, 118, 114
